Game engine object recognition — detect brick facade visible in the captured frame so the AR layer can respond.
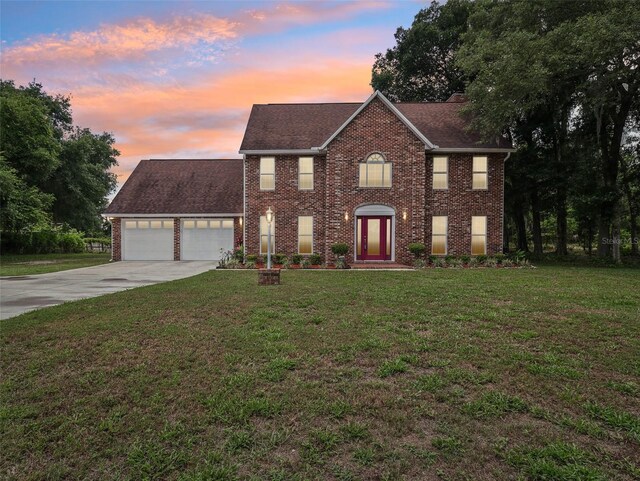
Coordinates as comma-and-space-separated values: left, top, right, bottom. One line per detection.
111, 217, 121, 261
425, 153, 504, 255
244, 97, 506, 265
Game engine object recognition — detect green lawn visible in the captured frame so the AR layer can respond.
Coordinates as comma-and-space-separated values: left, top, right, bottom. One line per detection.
2, 267, 639, 480
0, 253, 111, 276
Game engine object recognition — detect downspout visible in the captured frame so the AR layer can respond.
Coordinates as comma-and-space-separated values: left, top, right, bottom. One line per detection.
243, 154, 246, 263
502, 151, 512, 254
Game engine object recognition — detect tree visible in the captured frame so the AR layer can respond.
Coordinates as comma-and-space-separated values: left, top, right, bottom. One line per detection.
45, 128, 119, 233
0, 80, 119, 235
457, 0, 640, 261
0, 81, 60, 188
371, 0, 472, 101
0, 154, 53, 232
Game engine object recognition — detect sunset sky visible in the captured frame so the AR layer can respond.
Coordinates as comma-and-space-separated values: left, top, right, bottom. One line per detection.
1, 0, 421, 188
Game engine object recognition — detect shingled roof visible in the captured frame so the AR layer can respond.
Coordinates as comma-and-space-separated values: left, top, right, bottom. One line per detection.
240, 91, 512, 152
105, 159, 243, 215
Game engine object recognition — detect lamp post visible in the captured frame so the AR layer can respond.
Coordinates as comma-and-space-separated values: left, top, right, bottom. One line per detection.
266, 207, 274, 269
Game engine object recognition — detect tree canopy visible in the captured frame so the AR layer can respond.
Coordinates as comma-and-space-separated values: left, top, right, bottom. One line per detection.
372, 0, 640, 261
0, 80, 119, 234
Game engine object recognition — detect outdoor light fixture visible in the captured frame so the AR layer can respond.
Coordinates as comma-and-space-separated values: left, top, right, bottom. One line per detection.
403, 209, 408, 221
266, 207, 274, 269
345, 212, 349, 221
239, 217, 243, 227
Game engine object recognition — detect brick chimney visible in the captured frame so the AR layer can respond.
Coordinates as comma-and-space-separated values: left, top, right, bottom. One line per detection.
446, 93, 468, 103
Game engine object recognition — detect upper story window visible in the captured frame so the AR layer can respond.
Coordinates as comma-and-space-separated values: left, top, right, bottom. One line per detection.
433, 156, 448, 190
299, 157, 314, 190
260, 156, 275, 190
359, 153, 391, 188
472, 156, 488, 190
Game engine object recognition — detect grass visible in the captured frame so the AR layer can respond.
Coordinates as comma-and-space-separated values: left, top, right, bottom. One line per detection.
1, 266, 639, 480
0, 252, 110, 276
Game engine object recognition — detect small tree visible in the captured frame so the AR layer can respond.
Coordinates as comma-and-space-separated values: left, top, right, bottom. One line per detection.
408, 242, 426, 259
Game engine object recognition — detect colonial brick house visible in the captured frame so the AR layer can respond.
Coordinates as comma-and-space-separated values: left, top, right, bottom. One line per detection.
105, 90, 513, 264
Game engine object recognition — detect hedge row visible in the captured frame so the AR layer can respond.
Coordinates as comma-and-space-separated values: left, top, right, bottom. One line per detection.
1, 229, 86, 254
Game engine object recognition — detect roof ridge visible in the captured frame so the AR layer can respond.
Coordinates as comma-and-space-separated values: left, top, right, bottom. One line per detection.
144, 158, 242, 161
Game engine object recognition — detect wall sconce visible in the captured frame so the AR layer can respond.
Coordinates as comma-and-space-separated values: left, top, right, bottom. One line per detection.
344, 212, 349, 221
239, 217, 243, 227
402, 209, 408, 221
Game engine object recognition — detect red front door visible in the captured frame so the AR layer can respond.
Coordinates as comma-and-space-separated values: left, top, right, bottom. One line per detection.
357, 216, 391, 260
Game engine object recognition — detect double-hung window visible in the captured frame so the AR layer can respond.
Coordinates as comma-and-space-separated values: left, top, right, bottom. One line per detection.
359, 153, 391, 188
472, 156, 488, 190
260, 157, 275, 190
260, 215, 275, 254
431, 216, 448, 255
299, 157, 314, 190
298, 216, 313, 254
433, 156, 448, 189
471, 216, 487, 255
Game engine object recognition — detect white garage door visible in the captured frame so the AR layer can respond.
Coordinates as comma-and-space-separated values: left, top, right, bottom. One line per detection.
122, 219, 173, 260
181, 219, 234, 260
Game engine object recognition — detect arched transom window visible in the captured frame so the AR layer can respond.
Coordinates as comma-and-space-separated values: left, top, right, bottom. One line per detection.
359, 153, 392, 188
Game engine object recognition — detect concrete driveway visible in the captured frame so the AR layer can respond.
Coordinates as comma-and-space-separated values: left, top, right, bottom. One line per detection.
0, 261, 216, 320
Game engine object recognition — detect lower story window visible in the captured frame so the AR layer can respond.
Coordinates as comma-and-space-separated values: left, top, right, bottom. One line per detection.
260, 215, 275, 254
471, 216, 487, 255
298, 216, 313, 254
432, 216, 448, 255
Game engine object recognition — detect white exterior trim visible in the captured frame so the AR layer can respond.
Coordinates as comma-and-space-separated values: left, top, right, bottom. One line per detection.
318, 91, 437, 150
243, 153, 247, 260
239, 149, 322, 155
431, 147, 516, 153
104, 213, 243, 218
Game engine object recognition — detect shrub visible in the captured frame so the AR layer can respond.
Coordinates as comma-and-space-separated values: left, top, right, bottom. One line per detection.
485, 257, 498, 267
272, 253, 287, 265
1, 228, 86, 254
245, 261, 256, 269
331, 243, 349, 257
408, 243, 426, 259
475, 255, 488, 264
291, 254, 303, 265
428, 255, 437, 264
494, 253, 506, 264
460, 254, 471, 264
309, 253, 322, 265
301, 259, 311, 269
246, 254, 258, 264
233, 246, 244, 262
413, 258, 426, 269
433, 257, 446, 268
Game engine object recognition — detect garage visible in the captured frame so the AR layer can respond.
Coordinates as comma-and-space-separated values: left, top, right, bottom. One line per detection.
181, 219, 234, 260
122, 219, 174, 260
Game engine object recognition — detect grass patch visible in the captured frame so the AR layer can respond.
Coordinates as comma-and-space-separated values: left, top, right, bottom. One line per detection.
2, 267, 639, 479
0, 253, 110, 276
507, 442, 606, 481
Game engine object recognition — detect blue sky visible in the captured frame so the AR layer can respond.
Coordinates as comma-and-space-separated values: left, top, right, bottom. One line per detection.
1, 1, 423, 183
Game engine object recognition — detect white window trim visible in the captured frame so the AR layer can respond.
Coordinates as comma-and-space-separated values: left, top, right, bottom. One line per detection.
297, 216, 313, 254
359, 153, 392, 188
298, 157, 314, 191
471, 215, 487, 255
433, 156, 449, 190
260, 156, 275, 191
259, 216, 275, 255
431, 216, 448, 255
472, 156, 489, 190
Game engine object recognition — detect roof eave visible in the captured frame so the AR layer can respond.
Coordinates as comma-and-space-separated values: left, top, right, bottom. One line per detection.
238, 148, 325, 155
429, 147, 516, 153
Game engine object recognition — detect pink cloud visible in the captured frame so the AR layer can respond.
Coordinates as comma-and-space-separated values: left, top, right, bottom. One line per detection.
3, 15, 238, 68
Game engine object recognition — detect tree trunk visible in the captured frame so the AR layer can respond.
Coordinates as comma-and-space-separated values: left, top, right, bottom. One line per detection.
594, 84, 635, 261
620, 156, 639, 256
556, 192, 568, 256
530, 188, 543, 256
514, 205, 529, 252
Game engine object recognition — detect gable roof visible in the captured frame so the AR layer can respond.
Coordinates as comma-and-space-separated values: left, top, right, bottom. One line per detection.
318, 91, 436, 149
104, 159, 243, 215
240, 91, 512, 153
